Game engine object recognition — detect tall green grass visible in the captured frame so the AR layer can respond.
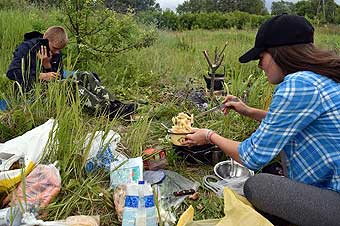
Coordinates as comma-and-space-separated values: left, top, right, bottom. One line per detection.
0, 81, 121, 224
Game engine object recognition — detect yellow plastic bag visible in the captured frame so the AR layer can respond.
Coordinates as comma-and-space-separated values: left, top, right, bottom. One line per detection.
177, 187, 273, 226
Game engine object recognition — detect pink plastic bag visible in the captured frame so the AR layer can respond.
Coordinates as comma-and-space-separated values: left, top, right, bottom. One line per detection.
3, 164, 61, 208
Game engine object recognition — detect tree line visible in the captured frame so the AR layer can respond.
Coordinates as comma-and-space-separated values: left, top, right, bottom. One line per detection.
177, 0, 268, 15
271, 0, 340, 23
2, 0, 340, 24
9, 0, 160, 12
176, 0, 340, 24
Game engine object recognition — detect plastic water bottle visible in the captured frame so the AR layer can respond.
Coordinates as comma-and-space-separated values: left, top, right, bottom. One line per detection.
62, 70, 75, 79
136, 181, 146, 226
122, 182, 157, 226
85, 158, 98, 173
0, 100, 7, 111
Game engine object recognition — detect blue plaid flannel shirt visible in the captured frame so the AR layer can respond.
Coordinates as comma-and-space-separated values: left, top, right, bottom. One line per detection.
239, 71, 340, 192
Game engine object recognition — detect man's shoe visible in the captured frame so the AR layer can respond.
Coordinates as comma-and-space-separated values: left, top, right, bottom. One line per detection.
108, 100, 137, 119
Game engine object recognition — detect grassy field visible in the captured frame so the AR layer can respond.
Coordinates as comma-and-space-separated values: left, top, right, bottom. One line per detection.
1, 8, 340, 225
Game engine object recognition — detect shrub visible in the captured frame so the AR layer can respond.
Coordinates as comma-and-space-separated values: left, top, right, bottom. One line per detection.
137, 11, 270, 30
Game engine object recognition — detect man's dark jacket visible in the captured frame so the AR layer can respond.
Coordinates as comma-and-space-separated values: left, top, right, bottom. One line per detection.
6, 31, 63, 92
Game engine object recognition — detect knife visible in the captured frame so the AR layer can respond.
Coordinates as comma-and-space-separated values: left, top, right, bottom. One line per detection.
196, 103, 226, 118
196, 97, 239, 118
173, 189, 196, 196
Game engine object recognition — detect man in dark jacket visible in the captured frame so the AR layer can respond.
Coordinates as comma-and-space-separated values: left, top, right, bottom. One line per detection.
7, 26, 68, 92
7, 26, 136, 118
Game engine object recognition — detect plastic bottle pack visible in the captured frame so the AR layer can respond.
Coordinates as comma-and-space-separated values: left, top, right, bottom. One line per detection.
122, 181, 157, 226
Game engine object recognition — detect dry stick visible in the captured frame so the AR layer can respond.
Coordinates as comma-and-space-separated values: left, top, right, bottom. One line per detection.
203, 50, 213, 69
214, 46, 219, 64
211, 53, 225, 100
213, 53, 225, 71
203, 43, 228, 101
204, 51, 215, 96
210, 69, 216, 99
203, 50, 216, 98
215, 53, 225, 70
218, 42, 228, 60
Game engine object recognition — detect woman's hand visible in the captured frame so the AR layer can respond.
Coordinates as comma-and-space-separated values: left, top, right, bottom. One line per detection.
39, 72, 59, 81
183, 128, 210, 146
222, 95, 250, 117
223, 95, 268, 121
38, 45, 52, 69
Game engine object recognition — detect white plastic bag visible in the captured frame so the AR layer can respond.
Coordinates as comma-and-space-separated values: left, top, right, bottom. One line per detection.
83, 130, 127, 173
0, 119, 56, 192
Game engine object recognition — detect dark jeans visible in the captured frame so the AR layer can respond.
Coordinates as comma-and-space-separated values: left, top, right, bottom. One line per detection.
244, 174, 340, 226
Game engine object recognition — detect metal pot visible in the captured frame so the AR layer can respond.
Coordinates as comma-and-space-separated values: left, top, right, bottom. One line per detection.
167, 129, 194, 146
173, 144, 225, 165
204, 73, 225, 91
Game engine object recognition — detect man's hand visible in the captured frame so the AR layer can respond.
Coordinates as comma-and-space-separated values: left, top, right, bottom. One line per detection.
39, 72, 59, 81
38, 46, 52, 69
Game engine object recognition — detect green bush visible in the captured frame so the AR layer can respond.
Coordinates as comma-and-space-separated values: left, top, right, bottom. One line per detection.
137, 11, 270, 30
0, 0, 27, 9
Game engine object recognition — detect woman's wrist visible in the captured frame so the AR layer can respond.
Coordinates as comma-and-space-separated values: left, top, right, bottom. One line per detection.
208, 131, 216, 144
205, 129, 216, 144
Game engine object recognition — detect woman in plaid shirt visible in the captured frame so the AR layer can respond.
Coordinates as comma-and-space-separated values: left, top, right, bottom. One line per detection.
184, 14, 340, 226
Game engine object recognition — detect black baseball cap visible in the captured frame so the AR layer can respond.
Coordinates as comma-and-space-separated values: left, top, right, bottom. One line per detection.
239, 14, 314, 63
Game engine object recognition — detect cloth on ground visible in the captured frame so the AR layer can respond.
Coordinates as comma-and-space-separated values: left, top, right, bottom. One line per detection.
72, 71, 136, 118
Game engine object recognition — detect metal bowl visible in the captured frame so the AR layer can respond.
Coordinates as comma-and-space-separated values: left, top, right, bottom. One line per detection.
214, 160, 254, 180
167, 129, 194, 146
